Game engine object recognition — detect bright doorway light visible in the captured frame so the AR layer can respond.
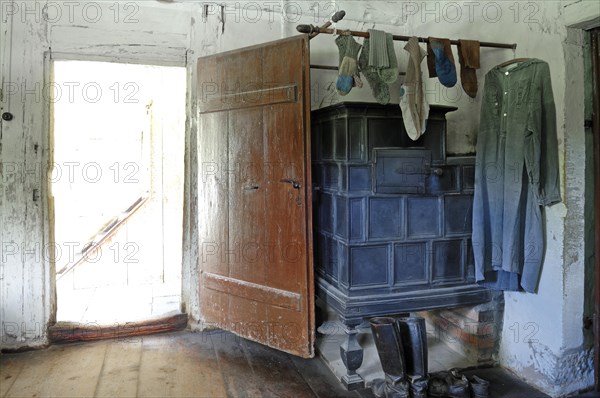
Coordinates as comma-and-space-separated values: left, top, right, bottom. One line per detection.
51, 60, 186, 325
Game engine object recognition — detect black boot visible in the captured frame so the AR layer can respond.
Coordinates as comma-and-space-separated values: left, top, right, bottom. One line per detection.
446, 369, 470, 398
428, 371, 450, 397
410, 376, 428, 398
446, 374, 469, 398
470, 375, 490, 398
369, 317, 410, 398
396, 317, 429, 398
428, 369, 470, 398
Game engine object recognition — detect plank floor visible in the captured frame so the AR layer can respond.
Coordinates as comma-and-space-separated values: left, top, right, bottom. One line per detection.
1, 330, 366, 398
0, 330, 579, 398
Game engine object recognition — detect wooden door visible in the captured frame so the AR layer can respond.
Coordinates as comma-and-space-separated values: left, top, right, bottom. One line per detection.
197, 35, 314, 357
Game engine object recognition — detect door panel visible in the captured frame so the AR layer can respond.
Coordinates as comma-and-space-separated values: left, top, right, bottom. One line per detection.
197, 35, 314, 357
228, 107, 265, 284
198, 111, 229, 327
264, 103, 306, 292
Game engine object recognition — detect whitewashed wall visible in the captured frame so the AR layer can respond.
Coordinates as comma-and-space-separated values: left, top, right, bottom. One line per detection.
0, 1, 193, 350
1, 1, 598, 396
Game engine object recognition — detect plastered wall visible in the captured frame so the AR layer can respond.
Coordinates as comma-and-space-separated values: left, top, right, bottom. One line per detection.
1, 1, 598, 396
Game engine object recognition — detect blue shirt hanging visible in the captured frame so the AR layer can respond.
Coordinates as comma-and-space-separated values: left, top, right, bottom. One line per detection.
472, 59, 561, 293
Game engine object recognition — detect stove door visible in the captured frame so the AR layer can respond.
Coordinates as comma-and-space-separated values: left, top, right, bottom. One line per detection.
374, 149, 433, 194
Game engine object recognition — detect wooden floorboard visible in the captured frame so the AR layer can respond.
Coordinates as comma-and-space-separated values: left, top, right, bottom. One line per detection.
136, 332, 227, 398
289, 355, 362, 398
94, 340, 142, 397
4, 342, 107, 398
0, 352, 27, 397
0, 330, 561, 398
210, 330, 264, 397
462, 368, 552, 398
241, 338, 317, 398
166, 332, 227, 398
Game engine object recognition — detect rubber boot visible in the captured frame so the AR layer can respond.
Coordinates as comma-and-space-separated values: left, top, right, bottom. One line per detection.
446, 369, 470, 398
396, 317, 429, 397
410, 376, 428, 398
396, 317, 428, 377
470, 375, 490, 398
427, 371, 449, 397
369, 317, 410, 398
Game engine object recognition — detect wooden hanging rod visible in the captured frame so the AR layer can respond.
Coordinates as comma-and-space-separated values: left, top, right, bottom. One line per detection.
297, 25, 517, 50
310, 64, 406, 75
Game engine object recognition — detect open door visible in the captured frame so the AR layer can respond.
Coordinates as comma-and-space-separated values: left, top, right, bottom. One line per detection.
197, 35, 314, 357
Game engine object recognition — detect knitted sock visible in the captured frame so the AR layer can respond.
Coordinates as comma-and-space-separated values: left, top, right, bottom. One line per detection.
336, 35, 362, 95
457, 39, 480, 98
378, 33, 398, 84
358, 38, 390, 105
430, 39, 457, 87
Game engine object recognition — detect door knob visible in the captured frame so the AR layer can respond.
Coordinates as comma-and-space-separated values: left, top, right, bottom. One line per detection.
280, 178, 301, 189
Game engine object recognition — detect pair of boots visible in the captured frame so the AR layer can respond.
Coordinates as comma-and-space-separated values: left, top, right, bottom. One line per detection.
369, 316, 489, 398
369, 316, 428, 398
428, 369, 489, 398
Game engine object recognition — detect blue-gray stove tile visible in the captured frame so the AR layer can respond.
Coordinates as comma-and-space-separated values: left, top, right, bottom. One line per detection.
349, 244, 390, 288
348, 118, 366, 162
349, 198, 365, 242
432, 240, 464, 283
334, 118, 347, 161
394, 242, 428, 286
407, 197, 440, 238
462, 165, 475, 191
319, 193, 333, 234
367, 118, 405, 160
444, 195, 474, 236
368, 197, 404, 240
320, 119, 334, 160
347, 165, 372, 192
335, 195, 348, 239
322, 163, 340, 190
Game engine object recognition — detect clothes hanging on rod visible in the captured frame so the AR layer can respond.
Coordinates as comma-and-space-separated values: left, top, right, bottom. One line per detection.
296, 24, 517, 50
426, 37, 458, 87
309, 64, 407, 75
360, 29, 399, 104
335, 35, 363, 96
400, 36, 429, 141
457, 40, 481, 98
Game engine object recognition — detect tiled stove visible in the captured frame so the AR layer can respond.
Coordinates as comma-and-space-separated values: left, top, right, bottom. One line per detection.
311, 102, 492, 389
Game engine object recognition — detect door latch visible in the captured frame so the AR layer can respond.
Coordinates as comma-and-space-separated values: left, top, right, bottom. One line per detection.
280, 178, 301, 189
280, 178, 302, 206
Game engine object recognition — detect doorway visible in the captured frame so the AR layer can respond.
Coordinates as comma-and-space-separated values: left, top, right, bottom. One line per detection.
50, 60, 186, 326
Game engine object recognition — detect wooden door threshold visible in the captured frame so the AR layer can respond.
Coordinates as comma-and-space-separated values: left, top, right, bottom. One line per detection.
48, 312, 188, 344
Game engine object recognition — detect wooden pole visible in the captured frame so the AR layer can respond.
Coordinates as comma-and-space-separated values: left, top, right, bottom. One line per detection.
297, 25, 517, 50
308, 10, 346, 39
